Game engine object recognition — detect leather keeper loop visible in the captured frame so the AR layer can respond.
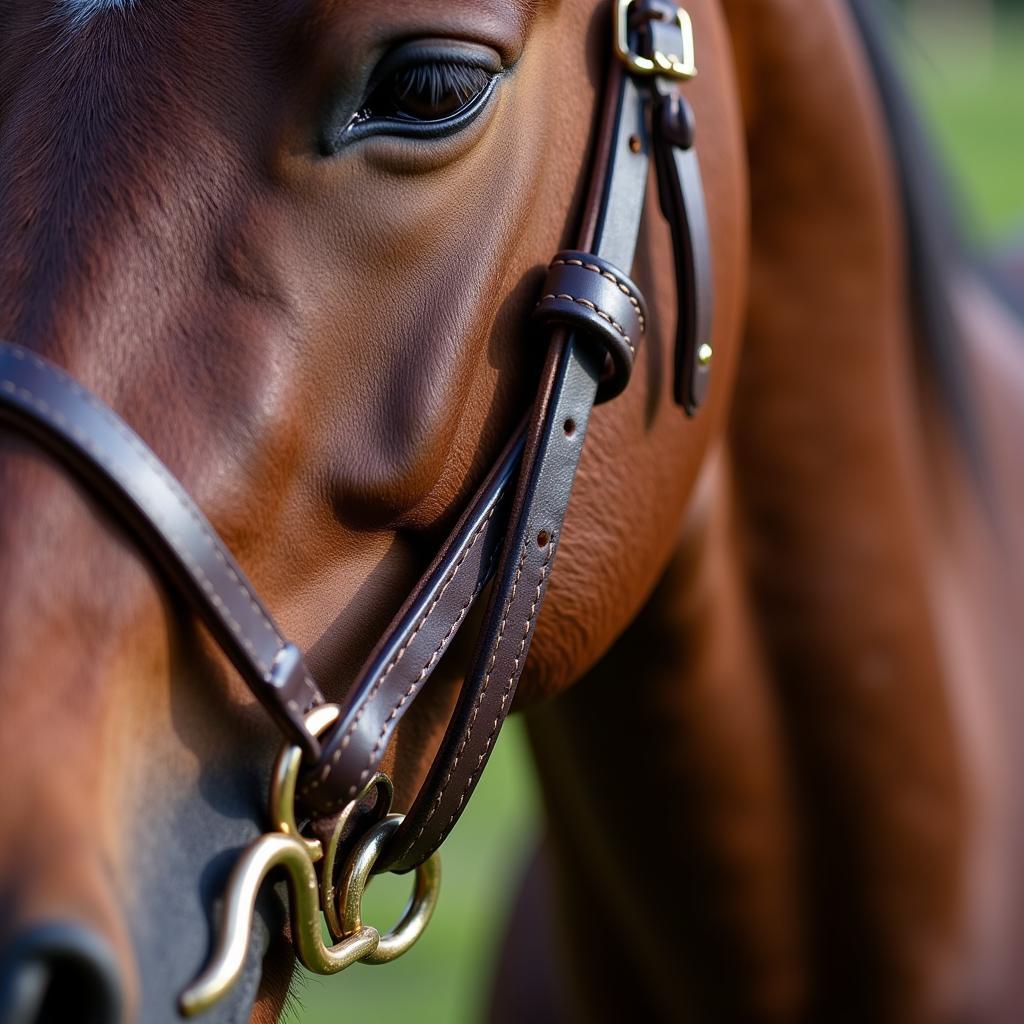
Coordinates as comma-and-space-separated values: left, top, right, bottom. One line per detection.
532, 250, 647, 402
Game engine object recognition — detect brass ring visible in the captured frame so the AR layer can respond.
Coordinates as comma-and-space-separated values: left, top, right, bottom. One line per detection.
338, 814, 441, 965
320, 772, 395, 942
269, 703, 341, 862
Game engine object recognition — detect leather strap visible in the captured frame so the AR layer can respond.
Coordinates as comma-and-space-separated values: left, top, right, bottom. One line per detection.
296, 426, 524, 812
297, 57, 651, 853
532, 250, 648, 402
652, 90, 713, 412
321, 3, 715, 869
642, 0, 714, 413
0, 343, 325, 759
347, 58, 657, 871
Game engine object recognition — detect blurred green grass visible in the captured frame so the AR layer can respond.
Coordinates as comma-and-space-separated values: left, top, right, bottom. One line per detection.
285, 11, 1024, 1024
898, 9, 1024, 239
282, 721, 539, 1024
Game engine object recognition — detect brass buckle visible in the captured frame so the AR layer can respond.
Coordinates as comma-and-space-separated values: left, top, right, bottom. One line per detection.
179, 705, 441, 1017
613, 0, 698, 80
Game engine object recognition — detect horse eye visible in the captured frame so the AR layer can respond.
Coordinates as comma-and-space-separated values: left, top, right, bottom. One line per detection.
322, 54, 499, 153
370, 62, 494, 123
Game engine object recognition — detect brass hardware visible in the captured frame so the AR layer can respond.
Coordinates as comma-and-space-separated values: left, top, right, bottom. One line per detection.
613, 0, 698, 80
269, 702, 340, 861
697, 343, 713, 366
178, 833, 381, 1017
320, 772, 394, 942
337, 815, 441, 965
180, 706, 442, 1016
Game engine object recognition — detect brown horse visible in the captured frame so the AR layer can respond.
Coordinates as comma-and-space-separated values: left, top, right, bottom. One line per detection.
0, 1, 1021, 1023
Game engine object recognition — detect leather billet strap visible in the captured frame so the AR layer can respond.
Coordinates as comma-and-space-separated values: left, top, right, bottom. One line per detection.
644, 15, 714, 413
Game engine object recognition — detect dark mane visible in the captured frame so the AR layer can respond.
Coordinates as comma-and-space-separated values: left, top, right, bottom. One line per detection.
845, 0, 988, 481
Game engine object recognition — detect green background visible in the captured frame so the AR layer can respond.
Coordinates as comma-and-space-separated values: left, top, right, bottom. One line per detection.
285, 8, 1024, 1023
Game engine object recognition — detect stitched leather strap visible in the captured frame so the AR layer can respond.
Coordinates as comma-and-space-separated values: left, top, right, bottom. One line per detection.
298, 59, 652, 845
358, 2, 713, 868
383, 59, 656, 872
532, 250, 647, 401
296, 427, 524, 812
0, 343, 325, 758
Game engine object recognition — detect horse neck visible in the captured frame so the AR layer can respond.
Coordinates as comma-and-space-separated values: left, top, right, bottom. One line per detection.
523, 1, 985, 1018
722, 0, 970, 1005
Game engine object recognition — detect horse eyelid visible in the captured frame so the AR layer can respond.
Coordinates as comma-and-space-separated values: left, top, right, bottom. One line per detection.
320, 70, 501, 154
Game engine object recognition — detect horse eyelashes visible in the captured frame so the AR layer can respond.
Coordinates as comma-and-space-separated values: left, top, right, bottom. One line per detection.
359, 60, 495, 129
321, 57, 499, 153
386, 62, 494, 121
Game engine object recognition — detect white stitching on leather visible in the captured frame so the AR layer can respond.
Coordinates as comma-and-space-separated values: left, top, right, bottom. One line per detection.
299, 498, 501, 803
540, 293, 636, 355
550, 257, 646, 330
349, 545, 496, 797
408, 533, 555, 854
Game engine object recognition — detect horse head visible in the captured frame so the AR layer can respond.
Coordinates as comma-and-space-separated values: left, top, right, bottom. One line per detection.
0, 1, 744, 1021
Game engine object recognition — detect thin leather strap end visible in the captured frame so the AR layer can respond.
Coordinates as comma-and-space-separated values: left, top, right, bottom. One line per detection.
651, 90, 714, 414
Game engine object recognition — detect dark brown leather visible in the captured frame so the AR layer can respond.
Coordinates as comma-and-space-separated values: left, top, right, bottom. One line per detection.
353, 11, 715, 868
533, 250, 648, 402
653, 95, 714, 412
300, 52, 662, 868
380, 55, 663, 872
296, 427, 523, 812
0, 342, 325, 757
644, 0, 715, 412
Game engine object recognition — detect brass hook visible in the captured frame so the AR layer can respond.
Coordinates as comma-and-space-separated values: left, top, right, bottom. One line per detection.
179, 707, 441, 1016
337, 815, 441, 965
178, 832, 381, 1017
320, 773, 395, 942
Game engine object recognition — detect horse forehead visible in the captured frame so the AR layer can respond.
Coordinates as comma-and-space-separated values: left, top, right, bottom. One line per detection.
54, 0, 547, 28
59, 0, 133, 27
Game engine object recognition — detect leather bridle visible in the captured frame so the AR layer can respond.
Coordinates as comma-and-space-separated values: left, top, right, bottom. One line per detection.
0, 0, 712, 1011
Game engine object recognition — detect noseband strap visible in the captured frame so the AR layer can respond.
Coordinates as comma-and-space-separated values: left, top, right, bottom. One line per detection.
0, 344, 325, 756
0, 0, 711, 875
